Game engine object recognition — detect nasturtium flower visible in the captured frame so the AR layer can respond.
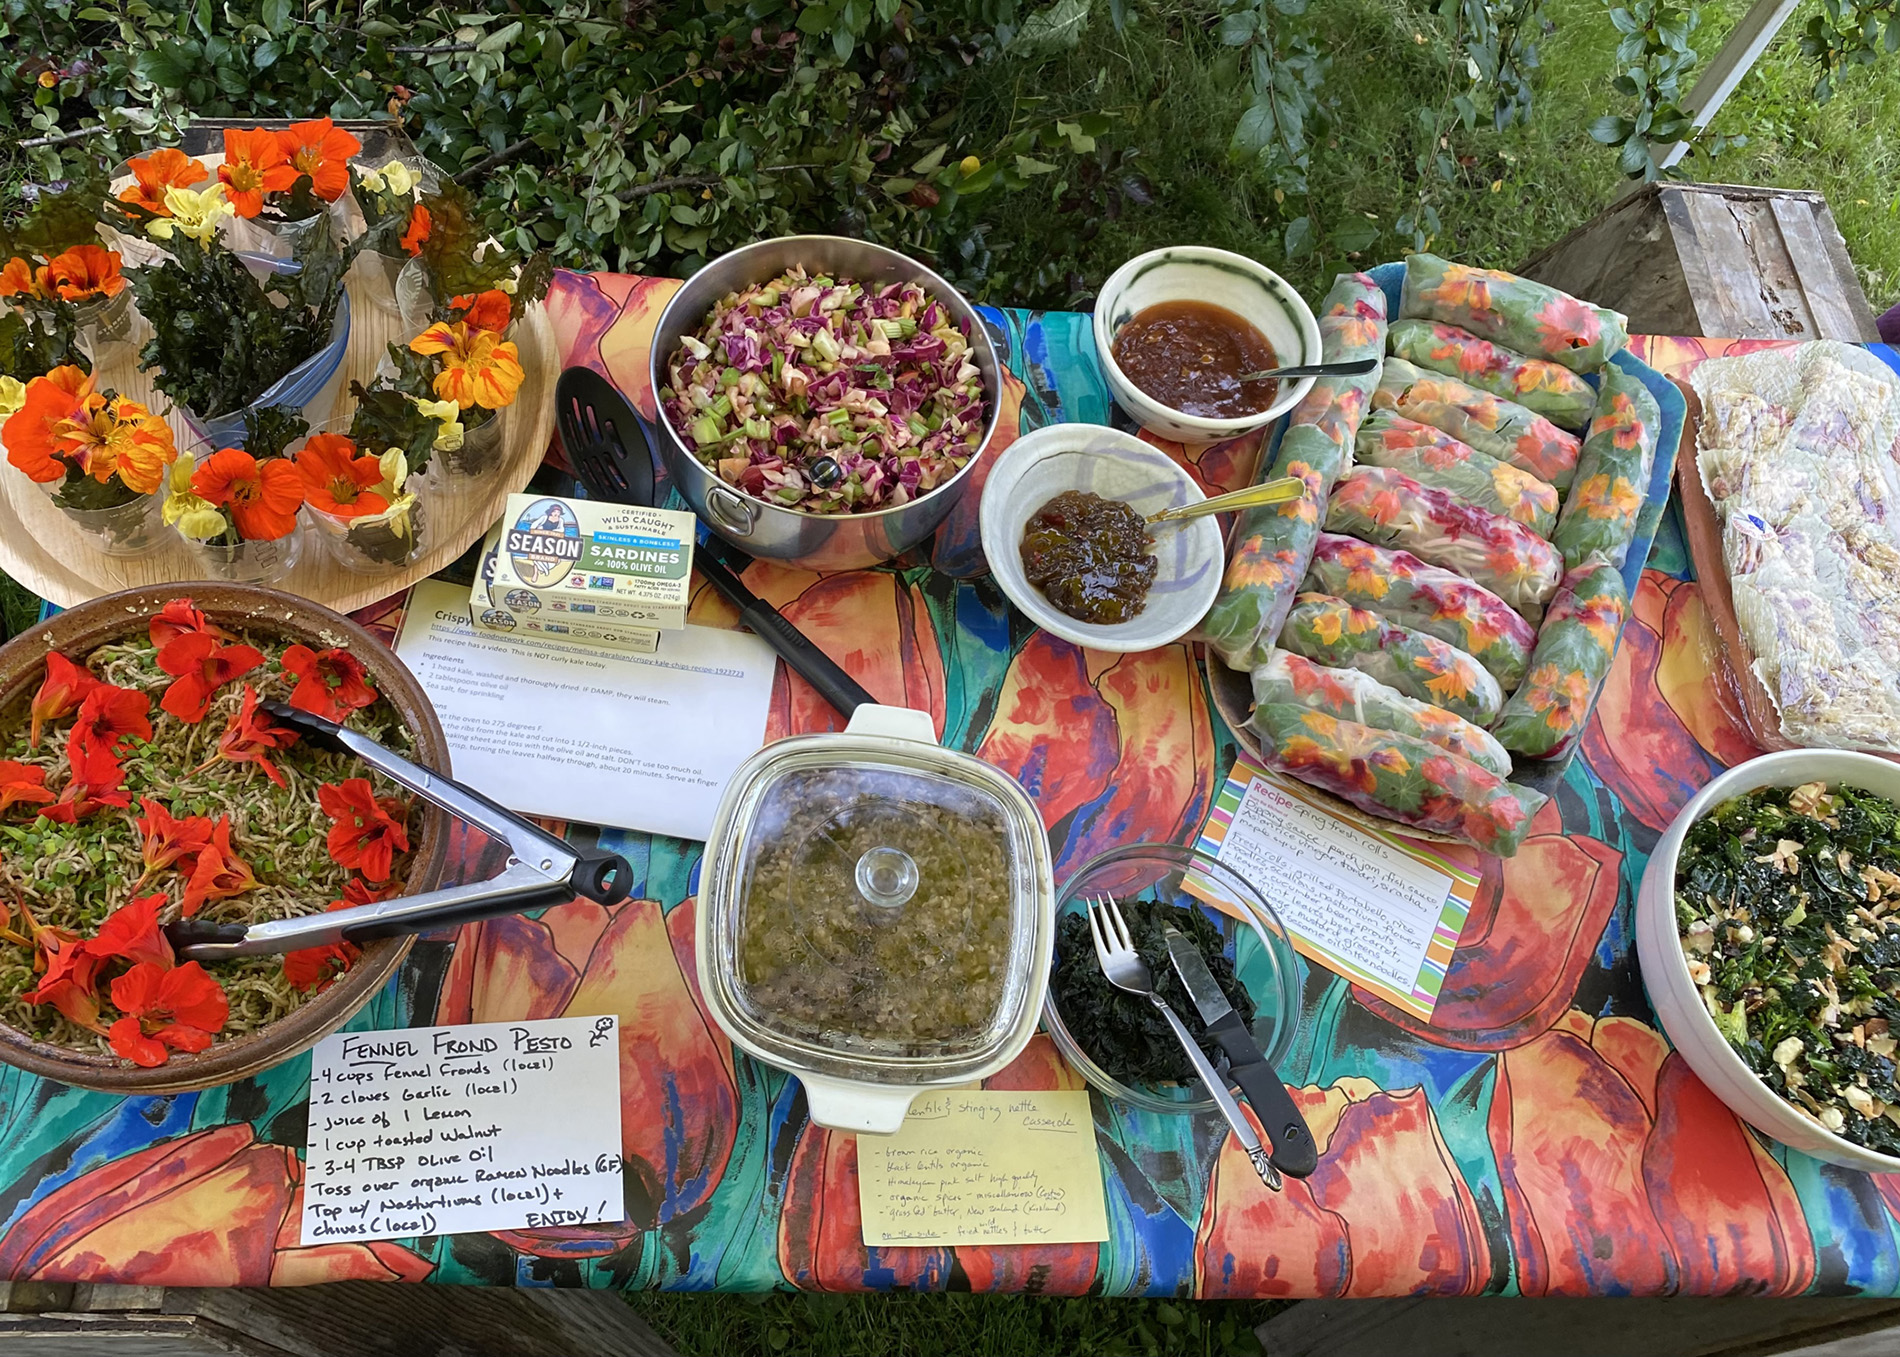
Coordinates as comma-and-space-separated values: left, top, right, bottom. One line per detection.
206, 685, 298, 789
41, 244, 125, 301
65, 683, 152, 793
295, 432, 388, 519
55, 395, 177, 494
409, 320, 525, 411
191, 448, 304, 541
216, 127, 296, 218
284, 902, 361, 993
450, 290, 512, 333
413, 396, 464, 451
0, 256, 47, 301
149, 597, 227, 651
359, 159, 417, 197
281, 644, 379, 723
133, 797, 217, 889
162, 457, 226, 541
319, 777, 410, 882
107, 961, 229, 1066
275, 118, 362, 202
0, 762, 54, 816
145, 183, 235, 243
26, 929, 106, 1033
399, 203, 431, 257
89, 892, 175, 969
29, 651, 99, 749
182, 822, 260, 917
119, 147, 209, 215
0, 376, 26, 420
156, 631, 266, 724
3, 365, 96, 485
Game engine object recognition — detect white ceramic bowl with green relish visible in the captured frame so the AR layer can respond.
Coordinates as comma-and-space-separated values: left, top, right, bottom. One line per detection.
1636, 748, 1900, 1174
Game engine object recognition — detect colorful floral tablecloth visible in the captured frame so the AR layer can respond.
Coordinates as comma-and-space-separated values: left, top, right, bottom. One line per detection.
3, 277, 1897, 1297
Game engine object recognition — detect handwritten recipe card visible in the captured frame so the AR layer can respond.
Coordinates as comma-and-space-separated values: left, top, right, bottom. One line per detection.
1190, 754, 1480, 1021
856, 1091, 1108, 1247
300, 1015, 624, 1245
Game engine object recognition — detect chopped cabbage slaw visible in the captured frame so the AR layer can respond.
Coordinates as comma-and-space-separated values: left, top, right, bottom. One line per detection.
661, 266, 988, 515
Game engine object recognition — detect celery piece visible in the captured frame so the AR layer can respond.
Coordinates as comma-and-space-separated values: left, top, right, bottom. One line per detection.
690, 415, 724, 446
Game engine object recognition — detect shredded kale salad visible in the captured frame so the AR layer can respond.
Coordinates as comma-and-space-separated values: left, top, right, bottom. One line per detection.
1676, 781, 1900, 1154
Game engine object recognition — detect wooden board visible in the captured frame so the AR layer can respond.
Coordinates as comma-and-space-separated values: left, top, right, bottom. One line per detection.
0, 192, 555, 612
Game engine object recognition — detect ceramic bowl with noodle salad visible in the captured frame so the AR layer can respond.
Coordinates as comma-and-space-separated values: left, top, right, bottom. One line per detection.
0, 583, 448, 1094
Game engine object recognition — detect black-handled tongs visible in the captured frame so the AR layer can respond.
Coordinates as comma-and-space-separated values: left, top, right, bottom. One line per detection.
165, 702, 633, 961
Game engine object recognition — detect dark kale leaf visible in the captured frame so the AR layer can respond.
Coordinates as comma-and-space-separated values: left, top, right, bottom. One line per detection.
1049, 900, 1257, 1087
241, 405, 309, 461
0, 309, 87, 381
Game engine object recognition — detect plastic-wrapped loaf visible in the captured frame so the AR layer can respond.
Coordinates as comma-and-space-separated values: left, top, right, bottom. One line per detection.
1252, 705, 1547, 856
1355, 409, 1559, 537
1278, 592, 1503, 725
1552, 364, 1661, 570
1201, 273, 1387, 669
1491, 557, 1630, 760
1386, 317, 1599, 430
1398, 253, 1629, 375
1374, 357, 1583, 491
1303, 532, 1535, 690
1251, 649, 1512, 777
1324, 466, 1565, 623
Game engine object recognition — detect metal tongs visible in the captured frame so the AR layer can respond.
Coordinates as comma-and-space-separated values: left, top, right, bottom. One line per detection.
165, 702, 633, 961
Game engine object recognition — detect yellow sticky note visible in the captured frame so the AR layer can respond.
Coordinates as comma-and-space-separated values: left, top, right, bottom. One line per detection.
855, 1090, 1109, 1247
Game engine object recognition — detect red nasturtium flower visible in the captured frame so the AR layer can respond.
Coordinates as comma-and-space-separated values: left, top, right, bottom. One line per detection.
217, 127, 296, 218
318, 778, 410, 883
156, 631, 265, 724
25, 928, 106, 1032
284, 902, 360, 994
399, 203, 431, 257
149, 597, 228, 650
118, 147, 209, 216
88, 893, 175, 969
41, 245, 125, 301
134, 797, 218, 886
0, 255, 47, 301
0, 763, 54, 816
29, 653, 99, 749
206, 685, 298, 789
280, 644, 378, 722
182, 822, 260, 918
191, 448, 304, 541
294, 433, 388, 520
65, 684, 153, 792
274, 118, 361, 202
341, 876, 388, 908
3, 364, 95, 485
107, 961, 229, 1067
37, 782, 131, 825
450, 290, 512, 333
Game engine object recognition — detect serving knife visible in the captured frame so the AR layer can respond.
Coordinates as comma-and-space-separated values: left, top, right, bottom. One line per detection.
1163, 926, 1317, 1179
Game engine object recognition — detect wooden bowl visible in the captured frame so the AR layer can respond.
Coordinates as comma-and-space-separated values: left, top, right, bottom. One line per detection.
0, 583, 449, 1093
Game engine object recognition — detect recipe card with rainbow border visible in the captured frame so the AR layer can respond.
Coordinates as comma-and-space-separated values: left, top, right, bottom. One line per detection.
1187, 753, 1481, 1022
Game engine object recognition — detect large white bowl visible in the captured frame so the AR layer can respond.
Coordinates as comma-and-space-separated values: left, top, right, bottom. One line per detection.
979, 424, 1224, 653
1635, 748, 1900, 1173
1093, 246, 1321, 445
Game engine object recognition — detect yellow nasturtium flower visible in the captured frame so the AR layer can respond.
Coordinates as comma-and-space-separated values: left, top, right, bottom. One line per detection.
0, 375, 25, 420
413, 396, 465, 451
146, 184, 235, 244
162, 455, 227, 541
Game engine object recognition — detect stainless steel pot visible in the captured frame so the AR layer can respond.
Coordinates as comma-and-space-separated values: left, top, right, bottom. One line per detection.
648, 236, 1004, 572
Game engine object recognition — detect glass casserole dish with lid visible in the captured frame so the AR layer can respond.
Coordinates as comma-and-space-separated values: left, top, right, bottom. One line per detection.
696, 704, 1054, 1133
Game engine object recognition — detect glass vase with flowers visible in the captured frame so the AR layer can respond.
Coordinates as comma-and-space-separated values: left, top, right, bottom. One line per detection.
2, 176, 132, 368
164, 405, 308, 583
2, 364, 178, 557
295, 428, 428, 573
349, 159, 435, 320
212, 120, 362, 258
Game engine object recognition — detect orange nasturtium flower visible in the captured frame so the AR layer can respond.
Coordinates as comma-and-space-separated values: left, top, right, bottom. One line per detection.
191, 448, 305, 541
118, 147, 209, 215
399, 202, 432, 257
295, 432, 389, 519
2, 365, 96, 484
42, 244, 126, 301
58, 394, 178, 494
275, 117, 362, 202
409, 320, 526, 411
0, 255, 48, 301
217, 127, 297, 218
451, 289, 512, 333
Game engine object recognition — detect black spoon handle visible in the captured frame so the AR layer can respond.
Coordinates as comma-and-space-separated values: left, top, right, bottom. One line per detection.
693, 548, 875, 717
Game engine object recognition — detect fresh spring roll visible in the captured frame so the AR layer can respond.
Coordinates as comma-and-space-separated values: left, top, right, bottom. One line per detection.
1374, 357, 1583, 491
1387, 317, 1599, 430
1201, 273, 1386, 670
1303, 532, 1535, 691
1278, 592, 1503, 726
1252, 704, 1547, 856
1490, 557, 1630, 760
1325, 466, 1565, 623
1397, 253, 1629, 375
1355, 409, 1559, 537
1552, 364, 1661, 571
1251, 649, 1512, 777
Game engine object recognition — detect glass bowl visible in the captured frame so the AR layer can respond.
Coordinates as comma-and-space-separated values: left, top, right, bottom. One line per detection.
1042, 842, 1300, 1114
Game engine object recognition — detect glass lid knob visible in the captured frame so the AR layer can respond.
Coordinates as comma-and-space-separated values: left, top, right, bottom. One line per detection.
855, 845, 919, 910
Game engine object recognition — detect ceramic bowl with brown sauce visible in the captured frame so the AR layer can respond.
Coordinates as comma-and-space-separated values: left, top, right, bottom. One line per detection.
1093, 246, 1321, 444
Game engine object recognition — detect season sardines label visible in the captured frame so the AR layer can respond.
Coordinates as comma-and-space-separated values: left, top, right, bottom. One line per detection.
485, 494, 694, 629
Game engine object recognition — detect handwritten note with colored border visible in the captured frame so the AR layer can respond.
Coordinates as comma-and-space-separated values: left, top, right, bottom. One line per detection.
1188, 754, 1480, 1021
856, 1091, 1108, 1247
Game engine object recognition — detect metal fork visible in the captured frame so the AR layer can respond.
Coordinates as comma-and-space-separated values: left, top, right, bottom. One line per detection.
1085, 895, 1282, 1191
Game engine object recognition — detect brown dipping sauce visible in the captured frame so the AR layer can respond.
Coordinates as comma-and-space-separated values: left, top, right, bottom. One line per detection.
1111, 300, 1278, 419
1019, 490, 1158, 625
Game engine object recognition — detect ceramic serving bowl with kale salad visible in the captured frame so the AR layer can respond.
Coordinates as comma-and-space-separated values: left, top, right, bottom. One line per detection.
0, 583, 448, 1094
1638, 749, 1900, 1172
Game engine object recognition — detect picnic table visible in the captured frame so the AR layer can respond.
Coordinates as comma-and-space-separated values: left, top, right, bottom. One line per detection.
1, 274, 1894, 1301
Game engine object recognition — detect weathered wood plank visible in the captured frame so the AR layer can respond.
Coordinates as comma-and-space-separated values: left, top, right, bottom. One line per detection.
1767, 197, 1872, 339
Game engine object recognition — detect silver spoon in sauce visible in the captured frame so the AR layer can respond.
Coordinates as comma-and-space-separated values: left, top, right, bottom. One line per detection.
1235, 357, 1380, 383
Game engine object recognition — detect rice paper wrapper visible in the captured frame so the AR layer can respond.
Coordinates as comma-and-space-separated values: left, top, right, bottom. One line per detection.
1553, 364, 1660, 570
1252, 648, 1512, 776
1278, 591, 1503, 725
1387, 317, 1598, 430
1397, 253, 1629, 375
1355, 409, 1559, 537
1201, 273, 1387, 670
1490, 556, 1630, 760
1374, 356, 1583, 491
1303, 531, 1534, 690
1252, 703, 1546, 856
1324, 466, 1565, 623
